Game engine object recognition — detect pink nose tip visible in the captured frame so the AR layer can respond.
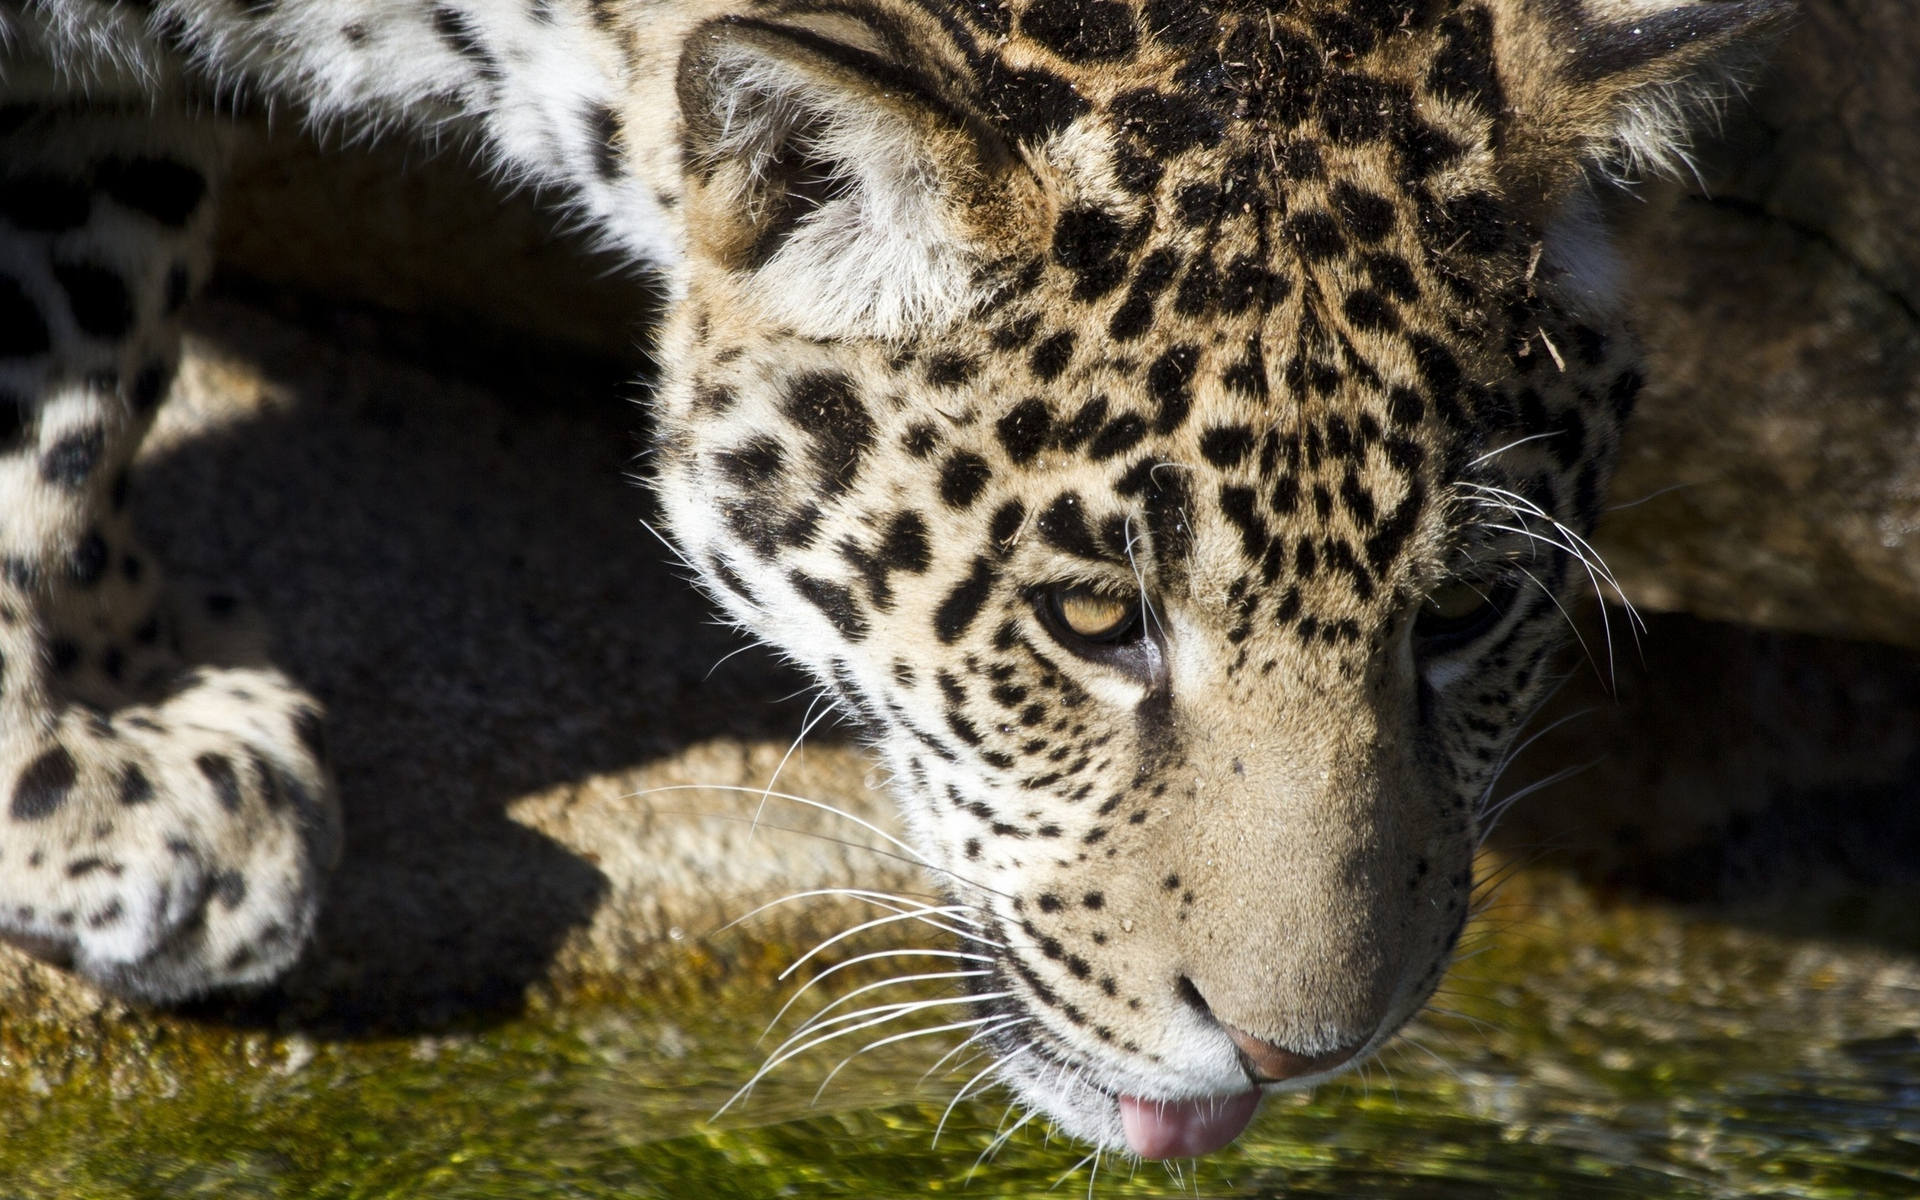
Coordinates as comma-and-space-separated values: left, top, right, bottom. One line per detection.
1222, 1023, 1366, 1082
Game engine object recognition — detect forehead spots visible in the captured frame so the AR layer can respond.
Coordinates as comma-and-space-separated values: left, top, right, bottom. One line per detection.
1035, 492, 1110, 561
941, 451, 994, 508
997, 398, 1053, 463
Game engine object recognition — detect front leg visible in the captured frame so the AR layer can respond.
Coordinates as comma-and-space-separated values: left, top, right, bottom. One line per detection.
0, 105, 340, 1003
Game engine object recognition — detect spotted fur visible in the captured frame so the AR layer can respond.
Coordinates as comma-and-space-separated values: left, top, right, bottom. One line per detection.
5, 0, 1782, 1153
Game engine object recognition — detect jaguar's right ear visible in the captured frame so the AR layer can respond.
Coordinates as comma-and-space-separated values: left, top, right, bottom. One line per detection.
1486, 0, 1793, 197
676, 13, 1014, 340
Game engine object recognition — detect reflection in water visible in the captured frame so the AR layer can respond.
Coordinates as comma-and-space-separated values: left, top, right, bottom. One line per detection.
3, 866, 1916, 1198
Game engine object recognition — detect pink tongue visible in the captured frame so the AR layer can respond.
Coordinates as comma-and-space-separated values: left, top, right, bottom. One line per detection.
1118, 1090, 1262, 1159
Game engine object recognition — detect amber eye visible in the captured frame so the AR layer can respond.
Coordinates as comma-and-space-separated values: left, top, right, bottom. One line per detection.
1047, 586, 1139, 643
1413, 580, 1506, 644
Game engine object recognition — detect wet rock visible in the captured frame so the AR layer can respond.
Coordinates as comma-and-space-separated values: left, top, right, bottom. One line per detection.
1598, 0, 1920, 647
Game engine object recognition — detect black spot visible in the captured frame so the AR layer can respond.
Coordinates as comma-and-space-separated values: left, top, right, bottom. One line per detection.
935, 557, 998, 643
1270, 138, 1324, 180
431, 4, 502, 80
789, 571, 869, 639
586, 102, 623, 179
925, 353, 979, 386
979, 58, 1089, 144
205, 593, 239, 619
212, 870, 248, 910
41, 426, 103, 488
1284, 211, 1346, 261
1089, 413, 1148, 460
1021, 0, 1138, 62
996, 398, 1053, 464
989, 501, 1026, 553
1339, 469, 1377, 526
1343, 288, 1399, 332
1365, 480, 1426, 573
97, 158, 208, 225
783, 372, 873, 495
1408, 334, 1464, 414
881, 511, 932, 574
1030, 330, 1076, 380
1318, 72, 1398, 145
1332, 181, 1396, 242
1219, 255, 1283, 315
1051, 208, 1131, 301
1143, 468, 1193, 573
903, 422, 940, 458
1364, 252, 1420, 302
714, 436, 784, 487
69, 531, 108, 586
52, 262, 133, 340
1437, 192, 1509, 255
1199, 424, 1254, 467
1036, 492, 1104, 560
11, 747, 76, 821
1218, 485, 1267, 558
1221, 338, 1267, 400
1175, 181, 1223, 227
115, 763, 154, 807
197, 753, 243, 813
0, 175, 90, 231
0, 275, 50, 359
1112, 88, 1224, 158
1394, 117, 1464, 182
939, 452, 993, 508
1429, 8, 1503, 116
1108, 247, 1181, 341
1142, 0, 1218, 47
1382, 435, 1424, 473
1174, 256, 1219, 315
1111, 144, 1165, 194
1322, 538, 1374, 601
1056, 396, 1109, 451
1146, 344, 1198, 433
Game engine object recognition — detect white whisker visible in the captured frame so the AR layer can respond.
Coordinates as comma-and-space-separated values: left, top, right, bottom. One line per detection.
812, 1015, 1003, 1103
786, 970, 991, 1041
765, 948, 991, 1037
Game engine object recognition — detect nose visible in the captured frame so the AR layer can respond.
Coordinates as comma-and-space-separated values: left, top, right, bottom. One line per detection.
1222, 1022, 1367, 1082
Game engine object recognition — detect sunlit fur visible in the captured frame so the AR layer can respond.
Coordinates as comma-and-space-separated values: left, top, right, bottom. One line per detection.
7, 0, 1782, 1151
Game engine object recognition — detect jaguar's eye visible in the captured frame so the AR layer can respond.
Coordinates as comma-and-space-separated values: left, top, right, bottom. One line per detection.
1047, 586, 1140, 643
1413, 580, 1506, 644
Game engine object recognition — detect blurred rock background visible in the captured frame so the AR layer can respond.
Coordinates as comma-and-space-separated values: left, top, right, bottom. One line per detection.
3, 0, 1917, 1026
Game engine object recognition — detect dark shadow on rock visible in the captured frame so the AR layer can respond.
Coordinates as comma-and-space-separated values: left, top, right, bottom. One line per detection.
141, 291, 827, 1036
1490, 608, 1920, 953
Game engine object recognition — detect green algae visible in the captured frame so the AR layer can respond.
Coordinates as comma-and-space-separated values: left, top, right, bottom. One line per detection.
2, 870, 1916, 1199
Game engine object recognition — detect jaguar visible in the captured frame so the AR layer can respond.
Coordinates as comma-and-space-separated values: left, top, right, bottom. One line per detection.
0, 0, 1782, 1158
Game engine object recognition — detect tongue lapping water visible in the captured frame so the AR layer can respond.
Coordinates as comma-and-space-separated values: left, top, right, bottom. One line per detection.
1118, 1091, 1263, 1158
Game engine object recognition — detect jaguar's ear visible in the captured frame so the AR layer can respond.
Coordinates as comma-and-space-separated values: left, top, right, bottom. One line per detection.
676, 13, 1014, 340
1490, 0, 1791, 192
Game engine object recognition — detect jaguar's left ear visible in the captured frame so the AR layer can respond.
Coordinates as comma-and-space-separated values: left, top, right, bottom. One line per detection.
1488, 0, 1792, 195
676, 11, 1021, 340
